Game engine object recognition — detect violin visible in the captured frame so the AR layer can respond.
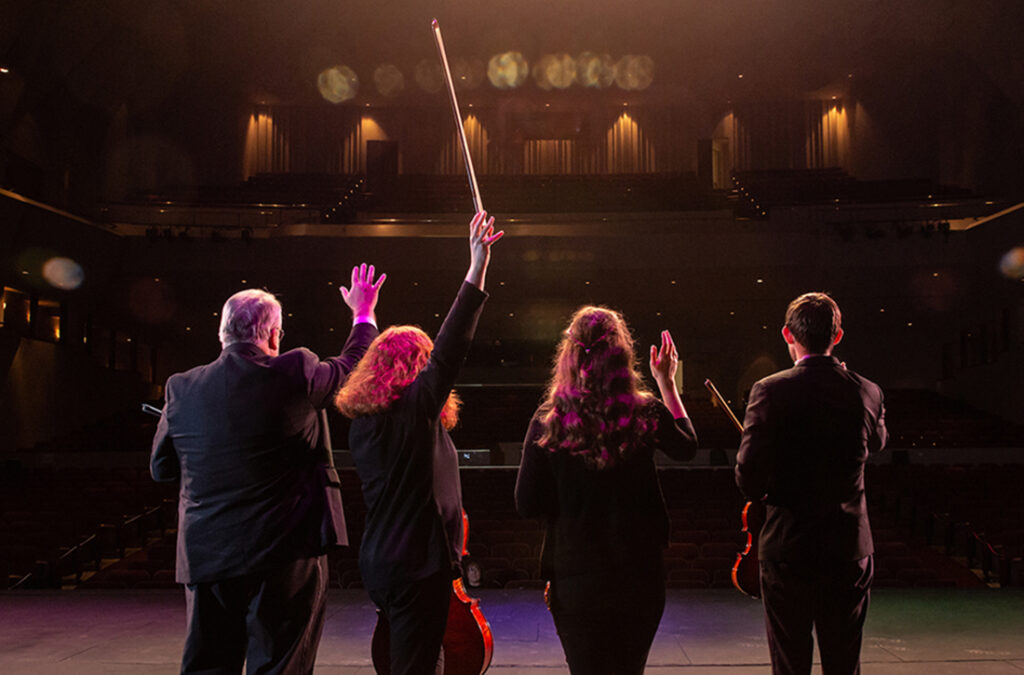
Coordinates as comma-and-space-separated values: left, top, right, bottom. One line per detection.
703, 379, 763, 599
371, 511, 494, 675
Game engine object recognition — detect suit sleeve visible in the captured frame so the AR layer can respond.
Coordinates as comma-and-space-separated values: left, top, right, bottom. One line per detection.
150, 380, 180, 483
735, 380, 772, 501
412, 281, 488, 419
868, 384, 888, 454
515, 414, 557, 518
307, 321, 379, 408
652, 400, 698, 462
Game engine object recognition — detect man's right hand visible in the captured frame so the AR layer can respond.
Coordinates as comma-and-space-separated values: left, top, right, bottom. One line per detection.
340, 263, 386, 324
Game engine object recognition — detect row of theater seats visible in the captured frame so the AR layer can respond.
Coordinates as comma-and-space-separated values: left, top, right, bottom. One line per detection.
365, 173, 718, 214
867, 463, 1024, 587
0, 466, 176, 589
5, 463, 1018, 591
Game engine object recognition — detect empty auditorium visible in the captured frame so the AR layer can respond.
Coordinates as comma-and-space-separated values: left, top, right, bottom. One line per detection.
1, 1, 1023, 673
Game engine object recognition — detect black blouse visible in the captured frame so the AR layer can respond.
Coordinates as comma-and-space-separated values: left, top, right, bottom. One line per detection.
515, 400, 698, 580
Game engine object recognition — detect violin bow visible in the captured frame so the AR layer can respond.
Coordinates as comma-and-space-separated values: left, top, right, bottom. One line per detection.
703, 379, 743, 433
432, 18, 484, 214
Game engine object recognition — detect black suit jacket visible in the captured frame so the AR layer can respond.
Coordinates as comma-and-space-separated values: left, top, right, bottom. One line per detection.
735, 355, 887, 561
150, 322, 378, 584
350, 282, 486, 591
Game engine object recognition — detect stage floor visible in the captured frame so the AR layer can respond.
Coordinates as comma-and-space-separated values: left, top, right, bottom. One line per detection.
1, 588, 1023, 674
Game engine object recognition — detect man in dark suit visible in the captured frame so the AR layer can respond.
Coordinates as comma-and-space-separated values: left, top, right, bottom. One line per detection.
151, 263, 385, 674
735, 292, 887, 675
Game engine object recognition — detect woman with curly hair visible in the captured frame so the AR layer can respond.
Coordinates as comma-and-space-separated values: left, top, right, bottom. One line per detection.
515, 307, 698, 675
335, 211, 502, 675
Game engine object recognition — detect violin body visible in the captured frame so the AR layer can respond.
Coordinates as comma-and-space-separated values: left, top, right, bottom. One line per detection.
731, 499, 765, 598
702, 379, 765, 600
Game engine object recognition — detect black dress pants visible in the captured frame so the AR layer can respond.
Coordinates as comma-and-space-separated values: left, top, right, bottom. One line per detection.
181, 555, 328, 675
548, 560, 666, 675
760, 556, 873, 675
368, 569, 452, 675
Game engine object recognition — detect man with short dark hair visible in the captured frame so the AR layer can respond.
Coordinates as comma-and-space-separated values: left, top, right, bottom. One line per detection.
151, 264, 385, 674
736, 291, 887, 675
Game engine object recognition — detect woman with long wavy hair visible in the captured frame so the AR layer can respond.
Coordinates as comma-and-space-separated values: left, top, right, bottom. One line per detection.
335, 211, 502, 675
515, 306, 697, 675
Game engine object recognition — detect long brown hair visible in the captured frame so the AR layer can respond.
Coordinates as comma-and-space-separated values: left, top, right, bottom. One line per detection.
335, 326, 461, 430
537, 306, 656, 469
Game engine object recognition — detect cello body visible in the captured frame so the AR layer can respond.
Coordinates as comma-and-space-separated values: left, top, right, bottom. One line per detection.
370, 511, 493, 675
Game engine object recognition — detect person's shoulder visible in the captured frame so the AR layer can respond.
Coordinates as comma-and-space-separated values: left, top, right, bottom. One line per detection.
841, 366, 884, 395
755, 365, 798, 388
166, 359, 213, 387
270, 346, 319, 367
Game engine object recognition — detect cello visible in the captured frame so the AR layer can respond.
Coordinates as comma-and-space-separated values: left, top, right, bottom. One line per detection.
370, 511, 494, 675
703, 379, 764, 599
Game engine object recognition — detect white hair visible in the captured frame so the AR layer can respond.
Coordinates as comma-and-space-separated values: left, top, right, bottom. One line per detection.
218, 289, 282, 347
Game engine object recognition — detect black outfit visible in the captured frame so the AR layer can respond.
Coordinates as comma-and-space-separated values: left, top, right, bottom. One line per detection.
349, 281, 487, 675
151, 322, 377, 675
515, 400, 698, 675
735, 354, 887, 675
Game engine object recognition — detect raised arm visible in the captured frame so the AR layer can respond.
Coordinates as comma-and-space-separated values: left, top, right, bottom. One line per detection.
413, 211, 503, 417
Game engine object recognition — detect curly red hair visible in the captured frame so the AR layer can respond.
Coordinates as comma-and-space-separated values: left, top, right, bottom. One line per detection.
335, 326, 461, 430
538, 306, 656, 469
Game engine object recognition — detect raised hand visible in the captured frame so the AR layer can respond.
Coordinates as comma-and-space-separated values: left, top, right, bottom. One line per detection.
340, 263, 386, 323
650, 330, 678, 384
465, 210, 504, 290
650, 330, 687, 419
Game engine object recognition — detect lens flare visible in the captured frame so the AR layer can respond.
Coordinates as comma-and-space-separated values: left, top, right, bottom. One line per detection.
317, 66, 359, 103
373, 64, 404, 97
488, 52, 529, 89
42, 257, 85, 290
534, 53, 576, 90
615, 55, 655, 91
576, 52, 615, 89
999, 247, 1024, 280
